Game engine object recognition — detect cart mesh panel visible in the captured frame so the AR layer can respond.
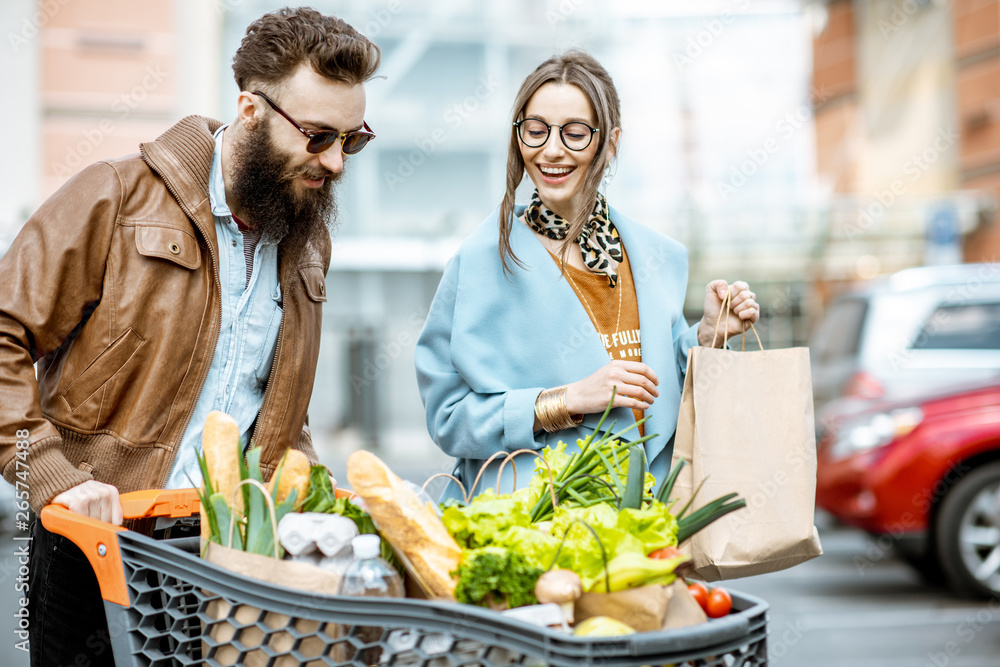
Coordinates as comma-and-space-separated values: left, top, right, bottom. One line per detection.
110, 533, 768, 667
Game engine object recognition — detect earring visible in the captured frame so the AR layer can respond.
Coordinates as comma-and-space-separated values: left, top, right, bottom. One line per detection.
601, 161, 617, 191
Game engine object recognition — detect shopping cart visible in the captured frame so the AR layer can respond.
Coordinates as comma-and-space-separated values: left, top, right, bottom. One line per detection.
42, 489, 769, 666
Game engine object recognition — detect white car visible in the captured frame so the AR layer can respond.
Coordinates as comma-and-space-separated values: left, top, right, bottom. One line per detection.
810, 263, 1000, 423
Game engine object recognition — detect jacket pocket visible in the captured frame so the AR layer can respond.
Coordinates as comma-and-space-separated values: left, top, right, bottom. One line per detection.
134, 225, 201, 270
299, 265, 327, 302
61, 328, 145, 412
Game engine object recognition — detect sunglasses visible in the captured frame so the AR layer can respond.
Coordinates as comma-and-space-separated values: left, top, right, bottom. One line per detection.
252, 91, 375, 155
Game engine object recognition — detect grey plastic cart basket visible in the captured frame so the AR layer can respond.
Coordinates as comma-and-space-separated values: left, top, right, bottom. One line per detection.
41, 491, 769, 667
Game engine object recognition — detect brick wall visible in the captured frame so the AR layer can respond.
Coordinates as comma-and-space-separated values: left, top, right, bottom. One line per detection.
952, 0, 1000, 260
813, 0, 860, 193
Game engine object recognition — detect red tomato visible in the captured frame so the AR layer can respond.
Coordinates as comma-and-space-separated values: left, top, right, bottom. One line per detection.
649, 547, 683, 560
687, 582, 709, 611
705, 587, 733, 618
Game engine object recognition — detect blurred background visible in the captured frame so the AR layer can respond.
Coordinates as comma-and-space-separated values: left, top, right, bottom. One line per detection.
0, 0, 997, 468
1, 0, 999, 664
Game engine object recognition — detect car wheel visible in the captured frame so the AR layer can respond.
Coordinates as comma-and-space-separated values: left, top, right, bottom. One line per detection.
936, 462, 1000, 598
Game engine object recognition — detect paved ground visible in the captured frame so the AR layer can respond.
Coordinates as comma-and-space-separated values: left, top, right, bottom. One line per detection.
736, 525, 1000, 666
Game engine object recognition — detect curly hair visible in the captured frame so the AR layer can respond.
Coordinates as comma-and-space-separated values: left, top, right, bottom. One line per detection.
232, 7, 381, 91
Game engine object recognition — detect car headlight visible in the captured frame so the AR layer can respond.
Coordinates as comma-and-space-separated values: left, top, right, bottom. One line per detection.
828, 407, 924, 459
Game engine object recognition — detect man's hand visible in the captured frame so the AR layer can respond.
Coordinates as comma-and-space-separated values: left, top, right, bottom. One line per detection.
51, 480, 123, 526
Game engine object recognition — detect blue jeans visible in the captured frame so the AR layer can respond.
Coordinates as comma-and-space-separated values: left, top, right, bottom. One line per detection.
28, 519, 115, 667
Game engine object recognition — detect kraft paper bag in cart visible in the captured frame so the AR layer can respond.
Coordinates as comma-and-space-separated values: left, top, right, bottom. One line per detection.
669, 328, 823, 581
201, 541, 345, 666
198, 475, 346, 666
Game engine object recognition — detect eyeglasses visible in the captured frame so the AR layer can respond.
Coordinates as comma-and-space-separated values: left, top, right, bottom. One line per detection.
252, 91, 376, 155
514, 118, 599, 151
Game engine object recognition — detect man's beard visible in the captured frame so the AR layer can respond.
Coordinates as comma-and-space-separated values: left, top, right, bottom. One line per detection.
229, 120, 341, 250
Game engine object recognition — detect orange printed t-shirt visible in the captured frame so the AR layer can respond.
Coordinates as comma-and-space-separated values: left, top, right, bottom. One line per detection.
553, 247, 645, 435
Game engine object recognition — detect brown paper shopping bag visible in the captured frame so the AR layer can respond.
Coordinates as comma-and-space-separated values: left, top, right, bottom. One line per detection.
575, 584, 670, 632
574, 580, 707, 632
670, 323, 823, 581
199, 478, 346, 666
201, 542, 345, 666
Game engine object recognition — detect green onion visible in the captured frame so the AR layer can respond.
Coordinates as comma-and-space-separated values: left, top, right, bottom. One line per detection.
621, 445, 647, 510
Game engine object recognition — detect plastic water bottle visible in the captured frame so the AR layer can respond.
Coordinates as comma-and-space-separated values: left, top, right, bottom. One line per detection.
337, 534, 403, 664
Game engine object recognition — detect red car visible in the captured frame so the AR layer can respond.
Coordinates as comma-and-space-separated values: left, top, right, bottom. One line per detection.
816, 379, 1000, 598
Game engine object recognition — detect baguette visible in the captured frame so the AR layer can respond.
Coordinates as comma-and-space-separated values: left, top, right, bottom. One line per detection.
265, 448, 311, 507
199, 411, 241, 540
346, 451, 460, 600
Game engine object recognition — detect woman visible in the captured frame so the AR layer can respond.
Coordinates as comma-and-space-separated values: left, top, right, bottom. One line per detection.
415, 50, 759, 498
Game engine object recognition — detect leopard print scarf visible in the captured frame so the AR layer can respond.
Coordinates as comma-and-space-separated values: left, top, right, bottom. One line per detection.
524, 190, 623, 287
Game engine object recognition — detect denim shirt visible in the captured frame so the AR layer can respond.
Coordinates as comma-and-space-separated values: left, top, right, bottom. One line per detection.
165, 125, 283, 489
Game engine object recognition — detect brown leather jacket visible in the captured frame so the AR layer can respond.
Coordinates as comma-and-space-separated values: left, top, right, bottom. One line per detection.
0, 116, 329, 512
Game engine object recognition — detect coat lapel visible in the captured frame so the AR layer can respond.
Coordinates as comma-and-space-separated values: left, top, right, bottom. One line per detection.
508, 210, 658, 436
611, 207, 687, 462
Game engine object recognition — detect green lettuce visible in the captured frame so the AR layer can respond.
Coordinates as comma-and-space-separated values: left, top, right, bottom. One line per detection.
617, 499, 679, 552
493, 525, 562, 571
453, 546, 543, 609
441, 489, 533, 549
546, 501, 680, 590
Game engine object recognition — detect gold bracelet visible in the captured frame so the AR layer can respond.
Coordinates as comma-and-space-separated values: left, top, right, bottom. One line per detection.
535, 387, 583, 433
535, 389, 558, 432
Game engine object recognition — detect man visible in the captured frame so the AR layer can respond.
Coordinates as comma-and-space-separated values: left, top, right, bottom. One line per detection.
0, 8, 380, 665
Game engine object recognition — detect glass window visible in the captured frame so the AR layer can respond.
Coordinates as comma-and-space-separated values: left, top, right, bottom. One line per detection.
910, 302, 1000, 350
812, 298, 868, 363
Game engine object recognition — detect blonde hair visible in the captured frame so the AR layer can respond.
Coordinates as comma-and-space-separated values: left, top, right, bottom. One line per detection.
498, 50, 621, 275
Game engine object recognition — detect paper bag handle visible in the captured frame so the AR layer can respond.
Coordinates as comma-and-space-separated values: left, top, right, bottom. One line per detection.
465, 450, 511, 499
711, 286, 763, 351
422, 473, 469, 505
496, 448, 558, 512
227, 478, 281, 560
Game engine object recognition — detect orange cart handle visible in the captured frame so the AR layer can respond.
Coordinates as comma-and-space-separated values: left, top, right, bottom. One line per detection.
40, 488, 202, 606
119, 487, 202, 520
41, 486, 354, 606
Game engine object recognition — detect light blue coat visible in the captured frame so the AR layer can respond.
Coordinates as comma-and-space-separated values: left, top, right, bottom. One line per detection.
415, 205, 699, 499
